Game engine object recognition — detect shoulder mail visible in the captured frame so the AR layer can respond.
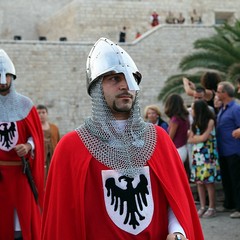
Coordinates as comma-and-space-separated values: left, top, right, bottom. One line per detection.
0, 89, 33, 122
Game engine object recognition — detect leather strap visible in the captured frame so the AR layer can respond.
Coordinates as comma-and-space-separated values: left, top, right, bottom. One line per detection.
0, 161, 22, 166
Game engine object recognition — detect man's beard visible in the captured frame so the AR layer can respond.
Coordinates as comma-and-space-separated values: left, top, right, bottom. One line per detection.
112, 98, 135, 113
112, 104, 132, 113
0, 83, 11, 93
112, 92, 136, 113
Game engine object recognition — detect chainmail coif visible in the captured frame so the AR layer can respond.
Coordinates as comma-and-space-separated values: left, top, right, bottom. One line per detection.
0, 81, 33, 122
76, 79, 157, 177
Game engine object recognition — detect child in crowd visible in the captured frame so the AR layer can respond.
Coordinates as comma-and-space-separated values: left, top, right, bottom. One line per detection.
188, 100, 221, 218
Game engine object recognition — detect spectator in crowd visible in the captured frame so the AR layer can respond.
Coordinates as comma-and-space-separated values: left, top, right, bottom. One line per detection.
182, 77, 196, 97
119, 26, 126, 42
185, 85, 213, 121
185, 86, 214, 175
37, 104, 60, 183
190, 9, 202, 24
0, 49, 44, 240
216, 81, 240, 218
41, 37, 203, 240
176, 12, 185, 24
135, 31, 141, 39
144, 104, 168, 132
200, 72, 222, 109
150, 11, 160, 27
164, 93, 190, 164
183, 72, 222, 114
213, 95, 222, 114
192, 86, 210, 102
188, 100, 221, 218
165, 11, 176, 24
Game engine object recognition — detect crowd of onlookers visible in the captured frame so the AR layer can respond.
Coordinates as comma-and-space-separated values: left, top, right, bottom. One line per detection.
150, 9, 202, 26
144, 73, 240, 219
119, 9, 202, 43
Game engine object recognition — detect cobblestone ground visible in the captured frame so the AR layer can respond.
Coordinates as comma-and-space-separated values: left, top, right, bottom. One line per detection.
200, 210, 240, 240
195, 198, 240, 240
192, 183, 240, 239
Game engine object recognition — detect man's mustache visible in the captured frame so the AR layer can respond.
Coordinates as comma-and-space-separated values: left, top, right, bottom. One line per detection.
116, 92, 134, 98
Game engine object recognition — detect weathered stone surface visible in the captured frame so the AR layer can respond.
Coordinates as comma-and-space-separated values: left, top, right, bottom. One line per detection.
1, 0, 239, 135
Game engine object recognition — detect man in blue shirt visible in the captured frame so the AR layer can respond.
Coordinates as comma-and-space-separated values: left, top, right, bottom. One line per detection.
216, 81, 240, 218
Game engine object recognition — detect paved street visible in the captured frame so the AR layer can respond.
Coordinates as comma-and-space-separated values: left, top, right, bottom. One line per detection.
192, 182, 240, 240
200, 210, 240, 240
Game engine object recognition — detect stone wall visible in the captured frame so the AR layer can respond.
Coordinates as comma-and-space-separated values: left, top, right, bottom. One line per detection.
37, 0, 240, 42
0, 0, 70, 40
0, 25, 214, 135
1, 0, 239, 42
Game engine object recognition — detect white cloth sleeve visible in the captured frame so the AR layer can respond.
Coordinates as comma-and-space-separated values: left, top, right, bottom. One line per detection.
27, 136, 35, 157
14, 209, 21, 231
168, 207, 186, 237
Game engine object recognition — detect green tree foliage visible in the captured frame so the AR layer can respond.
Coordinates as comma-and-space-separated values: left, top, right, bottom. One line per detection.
158, 20, 240, 102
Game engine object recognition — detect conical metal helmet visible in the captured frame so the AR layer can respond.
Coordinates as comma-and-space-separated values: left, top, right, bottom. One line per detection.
0, 49, 16, 84
86, 37, 142, 95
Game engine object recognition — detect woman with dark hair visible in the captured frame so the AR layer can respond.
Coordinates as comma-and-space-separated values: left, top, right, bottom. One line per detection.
200, 72, 222, 107
188, 100, 221, 218
164, 94, 190, 163
183, 72, 222, 113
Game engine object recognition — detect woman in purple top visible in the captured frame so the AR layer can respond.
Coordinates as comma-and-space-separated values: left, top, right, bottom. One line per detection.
165, 94, 190, 163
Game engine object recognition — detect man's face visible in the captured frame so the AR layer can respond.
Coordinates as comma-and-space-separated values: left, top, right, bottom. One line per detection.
102, 73, 136, 120
214, 95, 222, 109
37, 109, 48, 123
146, 109, 158, 123
193, 91, 204, 101
0, 74, 12, 95
216, 85, 225, 101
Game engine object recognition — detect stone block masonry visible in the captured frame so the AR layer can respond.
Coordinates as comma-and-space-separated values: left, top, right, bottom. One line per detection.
0, 25, 214, 135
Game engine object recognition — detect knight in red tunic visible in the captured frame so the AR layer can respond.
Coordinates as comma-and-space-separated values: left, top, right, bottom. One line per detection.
41, 38, 203, 240
0, 49, 44, 240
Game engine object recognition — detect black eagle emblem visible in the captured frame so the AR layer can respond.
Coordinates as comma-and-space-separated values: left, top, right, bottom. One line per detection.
105, 174, 149, 229
0, 122, 16, 149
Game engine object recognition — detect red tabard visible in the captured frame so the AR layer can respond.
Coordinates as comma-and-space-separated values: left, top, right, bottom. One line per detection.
41, 126, 204, 240
0, 107, 44, 240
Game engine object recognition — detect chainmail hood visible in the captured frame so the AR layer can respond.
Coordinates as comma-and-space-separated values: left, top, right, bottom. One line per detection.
0, 49, 32, 121
0, 82, 33, 122
76, 79, 157, 177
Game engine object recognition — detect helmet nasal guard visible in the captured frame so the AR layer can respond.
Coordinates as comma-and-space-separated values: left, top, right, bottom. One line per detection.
0, 49, 16, 84
86, 37, 142, 95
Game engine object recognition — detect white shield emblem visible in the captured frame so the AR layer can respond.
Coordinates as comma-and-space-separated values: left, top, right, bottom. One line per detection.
102, 166, 154, 235
0, 122, 18, 151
